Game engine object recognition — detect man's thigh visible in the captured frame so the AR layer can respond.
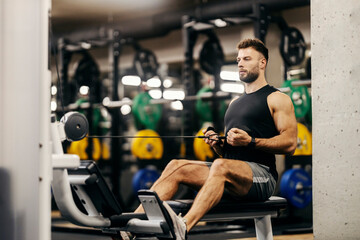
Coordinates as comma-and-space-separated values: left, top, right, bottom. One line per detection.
208, 159, 254, 197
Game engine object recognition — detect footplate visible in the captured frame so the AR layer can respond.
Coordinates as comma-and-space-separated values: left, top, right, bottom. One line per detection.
126, 190, 175, 239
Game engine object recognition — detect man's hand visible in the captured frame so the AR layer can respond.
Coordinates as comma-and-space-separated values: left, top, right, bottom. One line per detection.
203, 129, 220, 147
226, 128, 252, 147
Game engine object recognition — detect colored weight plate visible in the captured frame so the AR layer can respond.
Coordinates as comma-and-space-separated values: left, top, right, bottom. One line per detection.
131, 129, 164, 160
195, 87, 228, 126
67, 137, 102, 161
281, 80, 311, 118
75, 98, 110, 135
132, 92, 162, 131
294, 123, 312, 156
280, 168, 312, 208
132, 168, 160, 194
193, 128, 215, 161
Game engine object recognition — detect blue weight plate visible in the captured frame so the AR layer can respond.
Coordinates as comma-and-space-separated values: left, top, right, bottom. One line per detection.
280, 168, 312, 208
132, 168, 160, 194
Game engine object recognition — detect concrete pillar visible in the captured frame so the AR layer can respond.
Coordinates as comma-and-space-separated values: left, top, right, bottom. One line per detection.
312, 0, 360, 239
0, 0, 51, 240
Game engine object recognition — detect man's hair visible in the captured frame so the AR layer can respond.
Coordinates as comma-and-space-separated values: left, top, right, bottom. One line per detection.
237, 38, 269, 63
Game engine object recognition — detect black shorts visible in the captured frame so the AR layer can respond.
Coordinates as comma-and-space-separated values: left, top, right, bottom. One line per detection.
204, 161, 276, 201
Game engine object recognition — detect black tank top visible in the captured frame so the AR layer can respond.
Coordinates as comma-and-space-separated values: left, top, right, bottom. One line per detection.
223, 85, 279, 180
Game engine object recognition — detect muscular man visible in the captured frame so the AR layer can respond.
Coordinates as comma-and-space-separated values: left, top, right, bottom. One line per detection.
135, 38, 297, 240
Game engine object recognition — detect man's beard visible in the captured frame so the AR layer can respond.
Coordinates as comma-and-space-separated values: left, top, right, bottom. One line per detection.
239, 67, 259, 83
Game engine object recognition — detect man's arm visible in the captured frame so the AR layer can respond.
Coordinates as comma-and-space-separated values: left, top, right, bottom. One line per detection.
227, 92, 297, 155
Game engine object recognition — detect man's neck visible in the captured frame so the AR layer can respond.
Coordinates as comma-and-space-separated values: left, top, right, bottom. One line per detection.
244, 77, 268, 94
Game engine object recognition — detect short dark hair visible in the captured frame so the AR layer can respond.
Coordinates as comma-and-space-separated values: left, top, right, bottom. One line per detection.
237, 38, 268, 63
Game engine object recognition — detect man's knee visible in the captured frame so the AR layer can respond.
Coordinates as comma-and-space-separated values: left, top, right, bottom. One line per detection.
210, 158, 229, 176
163, 159, 189, 175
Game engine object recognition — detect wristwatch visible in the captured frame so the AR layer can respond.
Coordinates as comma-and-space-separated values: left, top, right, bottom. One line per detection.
248, 136, 256, 149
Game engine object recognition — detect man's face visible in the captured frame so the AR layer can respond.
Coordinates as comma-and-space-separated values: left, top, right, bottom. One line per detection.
236, 47, 265, 83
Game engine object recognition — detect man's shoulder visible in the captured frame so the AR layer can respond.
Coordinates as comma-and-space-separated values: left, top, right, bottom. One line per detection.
267, 91, 293, 109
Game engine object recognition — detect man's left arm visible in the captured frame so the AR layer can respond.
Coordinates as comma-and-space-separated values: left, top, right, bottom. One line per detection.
255, 92, 298, 154
227, 92, 297, 155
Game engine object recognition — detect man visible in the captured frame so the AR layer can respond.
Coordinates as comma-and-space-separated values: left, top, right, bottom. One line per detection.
135, 38, 298, 240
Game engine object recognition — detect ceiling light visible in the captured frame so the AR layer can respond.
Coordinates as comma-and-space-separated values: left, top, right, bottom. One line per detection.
51, 100, 57, 111
163, 78, 173, 88
148, 89, 162, 99
220, 71, 239, 81
121, 75, 141, 86
220, 83, 244, 94
79, 86, 89, 95
214, 19, 227, 28
51, 85, 57, 95
147, 77, 161, 88
163, 89, 185, 100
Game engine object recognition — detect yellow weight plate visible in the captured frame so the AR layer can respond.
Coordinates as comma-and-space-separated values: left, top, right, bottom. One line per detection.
294, 123, 312, 156
67, 137, 102, 160
131, 129, 164, 160
193, 128, 215, 161
101, 142, 110, 160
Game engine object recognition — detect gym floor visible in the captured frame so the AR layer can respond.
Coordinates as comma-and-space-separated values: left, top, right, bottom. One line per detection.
52, 216, 313, 240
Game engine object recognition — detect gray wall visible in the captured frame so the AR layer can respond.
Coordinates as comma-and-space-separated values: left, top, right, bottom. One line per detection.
312, 0, 360, 239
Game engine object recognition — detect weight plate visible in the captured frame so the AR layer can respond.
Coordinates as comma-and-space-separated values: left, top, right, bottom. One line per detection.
193, 128, 215, 161
74, 54, 100, 86
195, 87, 227, 126
60, 111, 89, 142
280, 27, 306, 66
132, 168, 160, 194
133, 49, 159, 80
294, 123, 312, 156
75, 98, 110, 135
281, 80, 311, 119
132, 92, 162, 131
280, 168, 312, 208
67, 137, 103, 161
131, 129, 164, 160
199, 39, 224, 75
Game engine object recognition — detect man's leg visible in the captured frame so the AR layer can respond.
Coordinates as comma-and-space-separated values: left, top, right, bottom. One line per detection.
183, 158, 253, 230
134, 159, 210, 213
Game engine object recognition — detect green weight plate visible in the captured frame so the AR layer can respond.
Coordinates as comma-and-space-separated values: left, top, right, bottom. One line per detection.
132, 92, 162, 130
75, 98, 110, 135
281, 80, 311, 119
195, 87, 227, 125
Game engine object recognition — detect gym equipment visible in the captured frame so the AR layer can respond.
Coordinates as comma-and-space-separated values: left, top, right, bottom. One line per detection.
195, 87, 228, 126
294, 123, 312, 156
132, 92, 162, 131
75, 98, 110, 135
132, 168, 160, 193
280, 168, 312, 208
130, 129, 164, 160
67, 137, 110, 161
60, 112, 88, 142
199, 37, 224, 75
74, 52, 100, 87
281, 79, 311, 119
51, 113, 288, 240
280, 27, 306, 66
133, 48, 159, 81
193, 128, 215, 161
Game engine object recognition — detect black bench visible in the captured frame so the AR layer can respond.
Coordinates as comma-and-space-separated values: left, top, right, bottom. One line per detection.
52, 160, 287, 240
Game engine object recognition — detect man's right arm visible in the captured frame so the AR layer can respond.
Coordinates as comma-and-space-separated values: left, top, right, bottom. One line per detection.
203, 129, 224, 157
